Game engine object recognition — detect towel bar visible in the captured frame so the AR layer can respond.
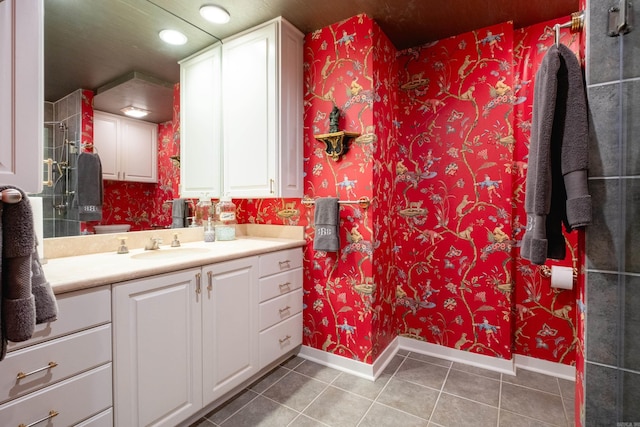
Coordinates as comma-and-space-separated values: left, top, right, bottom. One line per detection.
301, 196, 370, 209
0, 188, 23, 204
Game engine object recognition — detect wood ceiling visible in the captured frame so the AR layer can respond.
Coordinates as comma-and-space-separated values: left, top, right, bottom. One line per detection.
45, 0, 579, 122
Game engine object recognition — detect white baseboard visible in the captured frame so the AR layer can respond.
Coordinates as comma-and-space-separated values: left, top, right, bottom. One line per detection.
514, 354, 576, 381
398, 337, 516, 375
298, 339, 576, 382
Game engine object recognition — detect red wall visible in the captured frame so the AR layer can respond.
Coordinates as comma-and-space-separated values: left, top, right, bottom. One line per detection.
92, 14, 586, 369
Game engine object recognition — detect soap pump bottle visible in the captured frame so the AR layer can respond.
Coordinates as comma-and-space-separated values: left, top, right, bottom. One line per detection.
195, 194, 212, 227
215, 195, 236, 241
204, 217, 215, 242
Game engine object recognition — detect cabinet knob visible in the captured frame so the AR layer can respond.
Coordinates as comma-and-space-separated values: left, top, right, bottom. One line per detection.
278, 306, 291, 315
278, 260, 291, 269
195, 272, 201, 294
207, 270, 213, 292
270, 179, 275, 194
278, 282, 291, 291
19, 410, 59, 427
278, 335, 291, 345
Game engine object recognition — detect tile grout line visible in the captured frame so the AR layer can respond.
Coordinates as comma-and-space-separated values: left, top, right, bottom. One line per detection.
426, 359, 453, 424
496, 373, 503, 427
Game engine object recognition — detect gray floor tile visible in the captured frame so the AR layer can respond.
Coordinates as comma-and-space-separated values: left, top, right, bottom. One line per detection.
503, 369, 561, 394
262, 371, 328, 411
564, 399, 575, 426
288, 414, 330, 426
430, 393, 498, 427
332, 372, 390, 400
500, 383, 566, 425
248, 366, 289, 393
397, 349, 410, 356
205, 389, 259, 425
442, 368, 500, 407
381, 354, 405, 375
294, 360, 342, 383
281, 356, 306, 370
557, 378, 575, 401
220, 395, 298, 427
303, 386, 372, 427
190, 418, 216, 427
394, 357, 449, 390
499, 410, 557, 427
407, 352, 452, 368
376, 377, 438, 419
450, 362, 501, 380
359, 402, 429, 427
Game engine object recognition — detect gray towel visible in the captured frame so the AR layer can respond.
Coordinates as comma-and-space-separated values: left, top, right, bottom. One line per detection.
522, 44, 591, 265
74, 152, 103, 221
313, 197, 340, 252
171, 198, 188, 228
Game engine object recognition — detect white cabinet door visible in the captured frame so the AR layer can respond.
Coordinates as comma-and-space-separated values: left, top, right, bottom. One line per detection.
93, 111, 157, 183
202, 257, 259, 404
112, 269, 203, 427
121, 118, 158, 182
0, 0, 43, 193
93, 112, 119, 181
222, 23, 277, 198
179, 44, 222, 198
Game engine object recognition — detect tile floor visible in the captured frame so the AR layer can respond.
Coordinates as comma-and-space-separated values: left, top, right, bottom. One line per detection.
192, 350, 575, 427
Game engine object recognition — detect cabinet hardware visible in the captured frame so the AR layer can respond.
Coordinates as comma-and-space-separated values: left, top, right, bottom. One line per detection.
19, 410, 59, 427
278, 306, 291, 314
43, 158, 54, 187
278, 282, 291, 291
196, 272, 201, 294
278, 260, 291, 269
16, 361, 58, 380
270, 179, 275, 194
278, 335, 291, 345
207, 270, 213, 292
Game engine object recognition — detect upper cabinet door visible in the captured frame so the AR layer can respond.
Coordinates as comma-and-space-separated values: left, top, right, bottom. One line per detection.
179, 44, 222, 198
222, 18, 303, 198
0, 0, 43, 193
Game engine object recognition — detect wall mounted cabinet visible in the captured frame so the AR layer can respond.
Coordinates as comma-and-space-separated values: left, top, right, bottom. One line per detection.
0, 0, 43, 193
179, 44, 222, 198
179, 17, 303, 198
93, 111, 158, 183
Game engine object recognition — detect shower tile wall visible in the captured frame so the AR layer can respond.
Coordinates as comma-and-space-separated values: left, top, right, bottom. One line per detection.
41, 89, 83, 237
584, 0, 640, 425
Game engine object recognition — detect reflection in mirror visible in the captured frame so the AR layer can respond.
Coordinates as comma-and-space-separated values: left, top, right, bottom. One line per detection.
38, 0, 220, 238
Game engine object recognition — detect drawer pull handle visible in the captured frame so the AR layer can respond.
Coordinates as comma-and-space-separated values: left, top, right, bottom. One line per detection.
278, 260, 291, 269
16, 361, 58, 380
278, 282, 291, 291
279, 306, 291, 314
19, 410, 59, 427
279, 335, 291, 344
207, 270, 213, 292
196, 272, 201, 295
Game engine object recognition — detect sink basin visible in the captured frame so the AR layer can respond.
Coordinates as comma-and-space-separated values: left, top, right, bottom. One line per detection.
130, 247, 211, 260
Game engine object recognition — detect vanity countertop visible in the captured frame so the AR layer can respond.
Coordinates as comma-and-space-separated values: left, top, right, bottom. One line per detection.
43, 225, 306, 295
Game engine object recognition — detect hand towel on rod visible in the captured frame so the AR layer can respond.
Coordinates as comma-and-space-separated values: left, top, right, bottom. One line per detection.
171, 198, 188, 228
313, 197, 340, 252
73, 152, 104, 221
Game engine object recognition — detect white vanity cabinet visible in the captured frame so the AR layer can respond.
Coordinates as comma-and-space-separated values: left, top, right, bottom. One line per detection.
201, 257, 259, 403
258, 248, 304, 367
0, 286, 113, 426
222, 17, 304, 198
0, 0, 43, 193
179, 44, 223, 198
112, 268, 203, 427
93, 110, 158, 183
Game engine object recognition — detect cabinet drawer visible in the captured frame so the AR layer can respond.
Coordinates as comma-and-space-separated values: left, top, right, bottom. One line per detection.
259, 313, 302, 368
259, 248, 302, 278
76, 408, 113, 427
8, 285, 111, 352
259, 288, 303, 331
0, 364, 112, 427
259, 267, 302, 302
0, 324, 111, 404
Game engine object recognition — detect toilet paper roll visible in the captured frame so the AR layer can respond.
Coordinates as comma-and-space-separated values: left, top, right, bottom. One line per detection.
550, 265, 574, 290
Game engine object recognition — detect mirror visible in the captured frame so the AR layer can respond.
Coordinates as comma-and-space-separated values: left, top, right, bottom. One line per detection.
40, 0, 220, 238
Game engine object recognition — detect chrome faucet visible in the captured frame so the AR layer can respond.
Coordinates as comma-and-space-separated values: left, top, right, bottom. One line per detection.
145, 237, 162, 250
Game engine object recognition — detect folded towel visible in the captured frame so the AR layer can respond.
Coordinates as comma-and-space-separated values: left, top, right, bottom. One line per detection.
522, 44, 591, 265
171, 198, 188, 228
0, 187, 59, 361
313, 197, 340, 252
74, 152, 103, 221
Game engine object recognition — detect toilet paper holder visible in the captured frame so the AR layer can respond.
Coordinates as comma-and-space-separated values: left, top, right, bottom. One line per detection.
540, 265, 577, 279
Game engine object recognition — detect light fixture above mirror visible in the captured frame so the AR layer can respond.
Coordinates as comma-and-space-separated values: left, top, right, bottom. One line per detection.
199, 4, 231, 24
121, 106, 150, 118
158, 29, 188, 45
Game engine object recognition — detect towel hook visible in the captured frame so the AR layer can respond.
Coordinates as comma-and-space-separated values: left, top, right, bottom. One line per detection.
554, 11, 585, 47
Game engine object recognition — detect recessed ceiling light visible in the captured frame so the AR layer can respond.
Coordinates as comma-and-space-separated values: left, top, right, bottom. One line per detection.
159, 29, 188, 45
199, 4, 230, 24
121, 106, 150, 118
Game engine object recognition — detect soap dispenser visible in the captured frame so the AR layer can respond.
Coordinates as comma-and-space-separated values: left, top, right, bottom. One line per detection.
215, 195, 236, 241
195, 194, 212, 227
204, 218, 215, 242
